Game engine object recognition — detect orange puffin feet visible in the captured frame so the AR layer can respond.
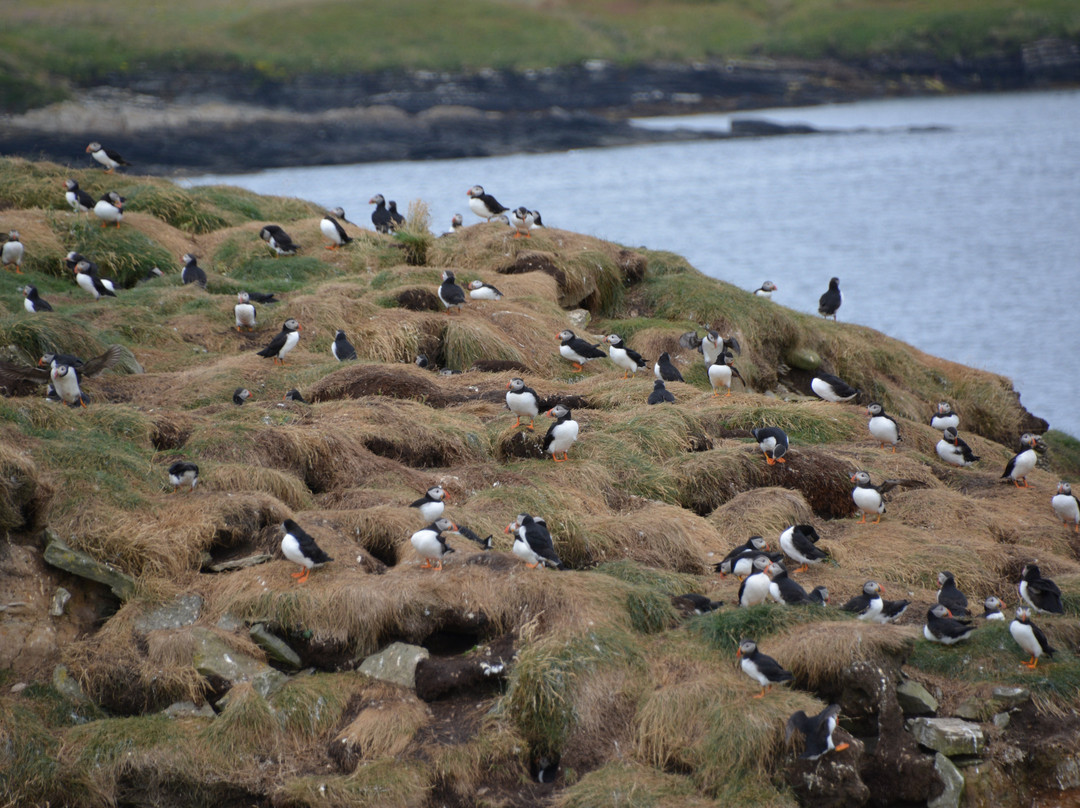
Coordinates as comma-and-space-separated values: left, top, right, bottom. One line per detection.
419, 560, 433, 569
834, 743, 850, 753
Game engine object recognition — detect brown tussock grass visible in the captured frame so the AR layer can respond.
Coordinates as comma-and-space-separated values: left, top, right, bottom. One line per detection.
708, 487, 815, 540
0, 440, 53, 532
584, 503, 723, 573
332, 686, 430, 766
768, 621, 916, 690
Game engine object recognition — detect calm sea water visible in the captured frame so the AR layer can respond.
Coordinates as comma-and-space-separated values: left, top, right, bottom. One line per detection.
181, 89, 1080, 437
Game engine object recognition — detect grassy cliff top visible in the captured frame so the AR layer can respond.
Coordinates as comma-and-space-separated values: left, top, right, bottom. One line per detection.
2, 0, 1079, 110
2, 156, 1080, 806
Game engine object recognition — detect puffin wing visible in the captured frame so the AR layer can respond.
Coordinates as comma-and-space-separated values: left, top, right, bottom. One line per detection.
625, 347, 647, 367
523, 522, 562, 566
82, 345, 126, 377
568, 336, 606, 359
754, 651, 792, 681
257, 330, 289, 357
296, 527, 332, 563
104, 148, 130, 165
0, 361, 50, 387
840, 594, 868, 614
1032, 622, 1056, 656
441, 282, 466, 305
792, 529, 828, 561
456, 524, 493, 550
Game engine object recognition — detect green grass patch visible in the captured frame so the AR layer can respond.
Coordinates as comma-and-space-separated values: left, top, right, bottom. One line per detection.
121, 183, 229, 234
690, 602, 850, 653
64, 220, 175, 288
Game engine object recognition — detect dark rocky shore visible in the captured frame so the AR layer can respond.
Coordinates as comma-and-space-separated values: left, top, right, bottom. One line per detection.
2, 44, 1078, 174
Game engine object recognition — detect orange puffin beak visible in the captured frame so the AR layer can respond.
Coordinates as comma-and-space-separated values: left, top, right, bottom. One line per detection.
85, 145, 93, 153
735, 648, 742, 659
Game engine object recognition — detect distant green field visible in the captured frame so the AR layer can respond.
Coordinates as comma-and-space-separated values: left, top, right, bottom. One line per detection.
2, 0, 1079, 110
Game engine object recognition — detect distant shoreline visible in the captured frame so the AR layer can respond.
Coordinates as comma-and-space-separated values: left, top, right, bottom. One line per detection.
2, 56, 1077, 174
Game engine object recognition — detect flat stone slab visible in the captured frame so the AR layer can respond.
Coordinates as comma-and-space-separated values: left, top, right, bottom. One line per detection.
929, 752, 964, 808
990, 686, 1030, 708
133, 593, 203, 633
205, 553, 273, 573
164, 700, 215, 719
190, 627, 287, 699
249, 624, 301, 669
358, 641, 430, 689
897, 680, 938, 715
907, 717, 986, 757
43, 533, 135, 600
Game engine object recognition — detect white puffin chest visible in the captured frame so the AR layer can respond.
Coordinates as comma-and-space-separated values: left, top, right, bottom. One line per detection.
513, 533, 540, 564
75, 273, 98, 297
936, 439, 965, 466
235, 303, 256, 327
740, 573, 771, 606
506, 390, 538, 416
608, 346, 635, 372
411, 528, 445, 559
2, 242, 23, 264
277, 331, 300, 358
417, 500, 444, 522
560, 343, 589, 363
546, 420, 579, 453
740, 656, 770, 686
708, 364, 733, 387
93, 200, 121, 222
853, 486, 884, 513
1009, 449, 1037, 480
1052, 494, 1080, 523
868, 416, 899, 443
320, 219, 342, 243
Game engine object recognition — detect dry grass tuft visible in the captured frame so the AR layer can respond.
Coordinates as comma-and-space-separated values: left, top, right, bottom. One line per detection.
330, 686, 430, 770
0, 441, 53, 532
708, 486, 815, 539
583, 503, 723, 573
768, 621, 915, 690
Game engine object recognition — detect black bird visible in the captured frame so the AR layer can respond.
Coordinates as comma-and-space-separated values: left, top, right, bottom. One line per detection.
256, 318, 301, 365
672, 593, 723, 615
1019, 564, 1064, 614
321, 208, 353, 249
438, 270, 467, 313
260, 225, 299, 256
281, 519, 334, 584
508, 513, 565, 569
811, 372, 859, 403
751, 426, 789, 465
245, 291, 278, 304
167, 461, 199, 493
719, 536, 773, 567
181, 253, 207, 288
64, 179, 95, 213
937, 426, 980, 466
557, 329, 606, 372
880, 597, 912, 623
233, 388, 253, 405
140, 267, 165, 283
86, 141, 131, 172
415, 353, 431, 370
1010, 607, 1056, 668
370, 194, 394, 233
923, 604, 975, 644
737, 638, 793, 698
818, 277, 842, 320
653, 352, 684, 383
283, 389, 308, 403
778, 524, 829, 573
769, 565, 814, 605
936, 571, 969, 616
456, 524, 494, 551
22, 285, 53, 313
841, 581, 885, 622
467, 185, 509, 221
786, 704, 850, 759
0, 345, 124, 396
809, 586, 830, 605
388, 201, 405, 227
648, 379, 676, 405
331, 329, 358, 361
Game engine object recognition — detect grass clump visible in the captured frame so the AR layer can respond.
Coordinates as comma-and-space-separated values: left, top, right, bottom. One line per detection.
690, 603, 849, 653
64, 220, 175, 287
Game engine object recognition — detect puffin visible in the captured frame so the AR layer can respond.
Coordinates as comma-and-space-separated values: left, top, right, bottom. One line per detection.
786, 704, 850, 759
506, 377, 540, 430
809, 586, 830, 606
93, 191, 124, 227
1052, 482, 1080, 532
50, 364, 88, 407
74, 260, 117, 300
283, 389, 308, 404
778, 524, 828, 573
1002, 433, 1041, 488
936, 571, 969, 617
654, 352, 684, 383
543, 404, 579, 462
180, 253, 207, 288
0, 346, 123, 396
818, 277, 842, 320
508, 513, 564, 569
2, 231, 24, 273
738, 558, 776, 607
769, 564, 814, 605
510, 207, 535, 238
936, 427, 980, 466
717, 535, 776, 569
468, 279, 504, 300
866, 402, 902, 452
701, 331, 740, 366
467, 185, 509, 221
64, 250, 87, 272
557, 329, 606, 372
167, 461, 199, 493
140, 267, 164, 283
234, 292, 257, 332
931, 402, 960, 431
1010, 607, 1056, 669
448, 213, 463, 233
811, 373, 859, 403
331, 330, 358, 361
387, 201, 405, 228
716, 549, 783, 580
529, 210, 544, 228
86, 141, 131, 173
604, 334, 647, 378
246, 290, 278, 304
880, 596, 912, 623
841, 580, 885, 622
708, 353, 744, 397
737, 639, 793, 698
1019, 564, 1064, 614
438, 270, 467, 313
410, 518, 459, 570
983, 596, 1005, 620
672, 594, 723, 615
751, 426, 789, 465
850, 471, 902, 524
281, 519, 334, 583
320, 209, 353, 249
256, 318, 301, 365
369, 194, 394, 233
259, 225, 299, 256
232, 388, 253, 405
409, 486, 447, 522
648, 380, 675, 405
64, 179, 95, 213
22, 285, 52, 313
753, 281, 778, 299
923, 604, 975, 645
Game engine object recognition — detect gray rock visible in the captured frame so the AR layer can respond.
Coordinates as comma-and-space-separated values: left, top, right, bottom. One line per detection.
992, 712, 1011, 729
1054, 755, 1080, 790
929, 752, 965, 808
52, 663, 87, 703
896, 680, 938, 715
133, 593, 203, 633
249, 624, 301, 669
216, 613, 244, 632
786, 346, 822, 371
955, 698, 991, 722
164, 700, 215, 719
907, 717, 986, 756
358, 641, 430, 689
567, 309, 590, 329
990, 686, 1030, 708
190, 627, 287, 699
42, 532, 136, 600
49, 587, 71, 617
